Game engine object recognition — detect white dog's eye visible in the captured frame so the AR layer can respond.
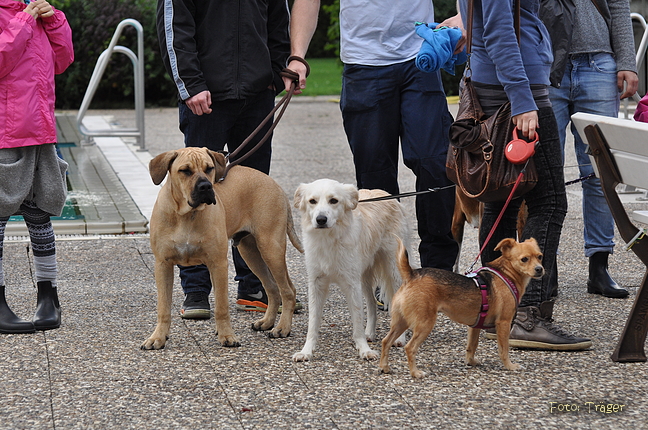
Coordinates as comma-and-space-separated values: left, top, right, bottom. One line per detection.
329, 198, 338, 204
309, 199, 317, 205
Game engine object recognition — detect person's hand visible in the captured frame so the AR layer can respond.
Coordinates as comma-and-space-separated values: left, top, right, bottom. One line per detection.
618, 70, 639, 100
23, 2, 39, 19
512, 110, 539, 140
282, 59, 308, 95
185, 90, 212, 115
32, 0, 55, 18
437, 14, 465, 54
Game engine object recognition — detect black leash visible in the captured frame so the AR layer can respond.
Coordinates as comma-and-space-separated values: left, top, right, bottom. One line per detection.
358, 173, 595, 203
358, 185, 455, 202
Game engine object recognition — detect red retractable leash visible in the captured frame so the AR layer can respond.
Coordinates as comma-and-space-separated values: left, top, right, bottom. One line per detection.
466, 127, 538, 274
505, 128, 538, 164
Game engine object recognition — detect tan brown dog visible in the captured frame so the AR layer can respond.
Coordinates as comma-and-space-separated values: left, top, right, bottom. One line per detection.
379, 237, 543, 378
141, 147, 303, 350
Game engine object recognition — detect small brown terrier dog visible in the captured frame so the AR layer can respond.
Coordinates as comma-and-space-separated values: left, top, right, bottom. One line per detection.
379, 237, 544, 378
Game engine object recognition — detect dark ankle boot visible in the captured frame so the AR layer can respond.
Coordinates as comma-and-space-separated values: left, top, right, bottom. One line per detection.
587, 252, 629, 298
0, 286, 35, 334
33, 281, 61, 330
505, 300, 592, 351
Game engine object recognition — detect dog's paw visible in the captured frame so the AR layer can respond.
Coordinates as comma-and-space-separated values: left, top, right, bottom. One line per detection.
411, 370, 427, 379
365, 332, 377, 343
393, 333, 407, 347
251, 321, 274, 332
359, 349, 379, 361
268, 327, 291, 338
505, 362, 521, 371
140, 336, 167, 350
379, 365, 393, 375
465, 357, 481, 367
219, 335, 241, 348
293, 352, 312, 362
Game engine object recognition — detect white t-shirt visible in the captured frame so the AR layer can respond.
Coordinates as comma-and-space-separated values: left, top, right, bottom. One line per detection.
340, 0, 435, 66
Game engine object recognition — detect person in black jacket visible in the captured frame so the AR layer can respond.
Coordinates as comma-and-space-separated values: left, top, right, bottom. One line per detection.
156, 0, 295, 318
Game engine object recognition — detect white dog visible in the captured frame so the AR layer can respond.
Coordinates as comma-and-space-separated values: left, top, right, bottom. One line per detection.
293, 179, 409, 361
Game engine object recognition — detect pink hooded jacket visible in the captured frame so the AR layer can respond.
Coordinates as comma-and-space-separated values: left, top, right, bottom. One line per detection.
0, 0, 74, 149
634, 93, 648, 123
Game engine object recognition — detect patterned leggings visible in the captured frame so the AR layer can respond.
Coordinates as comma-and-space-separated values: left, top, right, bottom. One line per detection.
0, 201, 57, 287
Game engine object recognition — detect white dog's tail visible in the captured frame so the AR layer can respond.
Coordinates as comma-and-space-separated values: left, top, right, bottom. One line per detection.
287, 203, 304, 253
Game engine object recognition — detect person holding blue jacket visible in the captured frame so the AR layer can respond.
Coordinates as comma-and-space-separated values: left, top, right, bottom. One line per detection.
457, 0, 592, 350
286, 0, 461, 277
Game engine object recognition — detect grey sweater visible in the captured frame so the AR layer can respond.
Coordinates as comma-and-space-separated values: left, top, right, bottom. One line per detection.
571, 0, 637, 73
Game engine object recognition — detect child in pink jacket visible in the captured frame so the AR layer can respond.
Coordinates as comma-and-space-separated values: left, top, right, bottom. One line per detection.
634, 93, 648, 123
0, 0, 73, 333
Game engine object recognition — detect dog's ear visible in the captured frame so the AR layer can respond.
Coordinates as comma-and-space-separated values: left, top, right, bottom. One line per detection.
149, 150, 179, 185
293, 184, 305, 209
494, 237, 517, 254
343, 184, 359, 210
208, 150, 227, 180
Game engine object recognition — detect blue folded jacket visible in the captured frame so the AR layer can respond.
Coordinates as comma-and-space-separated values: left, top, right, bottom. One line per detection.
415, 22, 467, 75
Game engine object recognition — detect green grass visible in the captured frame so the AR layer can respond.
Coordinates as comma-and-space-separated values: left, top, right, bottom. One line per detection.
298, 57, 342, 96
293, 57, 461, 103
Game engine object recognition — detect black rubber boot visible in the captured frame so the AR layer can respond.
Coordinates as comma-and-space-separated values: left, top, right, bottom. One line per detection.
0, 286, 35, 334
33, 281, 61, 330
587, 252, 629, 298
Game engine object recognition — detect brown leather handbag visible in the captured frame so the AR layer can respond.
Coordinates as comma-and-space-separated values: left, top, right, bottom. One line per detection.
446, 0, 538, 203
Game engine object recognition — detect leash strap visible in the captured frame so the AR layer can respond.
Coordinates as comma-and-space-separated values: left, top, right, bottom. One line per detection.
357, 185, 455, 203
219, 79, 296, 181
218, 63, 306, 182
466, 159, 529, 273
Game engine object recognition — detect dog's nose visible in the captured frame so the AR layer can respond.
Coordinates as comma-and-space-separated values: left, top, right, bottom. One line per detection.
316, 215, 328, 226
535, 266, 544, 277
196, 179, 212, 193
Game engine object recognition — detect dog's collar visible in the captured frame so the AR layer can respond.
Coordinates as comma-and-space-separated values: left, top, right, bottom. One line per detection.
466, 267, 520, 330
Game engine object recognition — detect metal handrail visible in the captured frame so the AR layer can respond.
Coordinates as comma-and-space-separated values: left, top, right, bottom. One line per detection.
623, 13, 648, 118
76, 19, 146, 150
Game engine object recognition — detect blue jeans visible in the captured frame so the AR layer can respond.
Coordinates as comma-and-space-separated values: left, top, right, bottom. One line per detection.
549, 53, 619, 257
177, 89, 275, 295
340, 60, 458, 270
479, 107, 568, 307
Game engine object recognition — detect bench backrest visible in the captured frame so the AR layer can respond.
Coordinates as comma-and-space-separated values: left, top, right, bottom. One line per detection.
571, 112, 648, 190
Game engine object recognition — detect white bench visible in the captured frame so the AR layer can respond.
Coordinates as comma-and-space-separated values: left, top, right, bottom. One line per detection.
572, 112, 648, 363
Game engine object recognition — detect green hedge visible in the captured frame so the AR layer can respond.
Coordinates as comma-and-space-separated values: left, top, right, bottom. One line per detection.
52, 0, 462, 109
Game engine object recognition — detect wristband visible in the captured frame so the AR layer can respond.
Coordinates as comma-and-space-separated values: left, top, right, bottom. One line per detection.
287, 56, 311, 78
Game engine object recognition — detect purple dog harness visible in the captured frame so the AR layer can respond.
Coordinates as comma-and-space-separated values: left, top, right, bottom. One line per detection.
466, 267, 520, 330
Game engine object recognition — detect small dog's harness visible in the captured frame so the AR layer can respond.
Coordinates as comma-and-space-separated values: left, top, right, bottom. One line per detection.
466, 267, 521, 329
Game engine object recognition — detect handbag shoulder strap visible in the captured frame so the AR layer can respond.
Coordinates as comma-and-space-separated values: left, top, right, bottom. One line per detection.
466, 0, 520, 56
